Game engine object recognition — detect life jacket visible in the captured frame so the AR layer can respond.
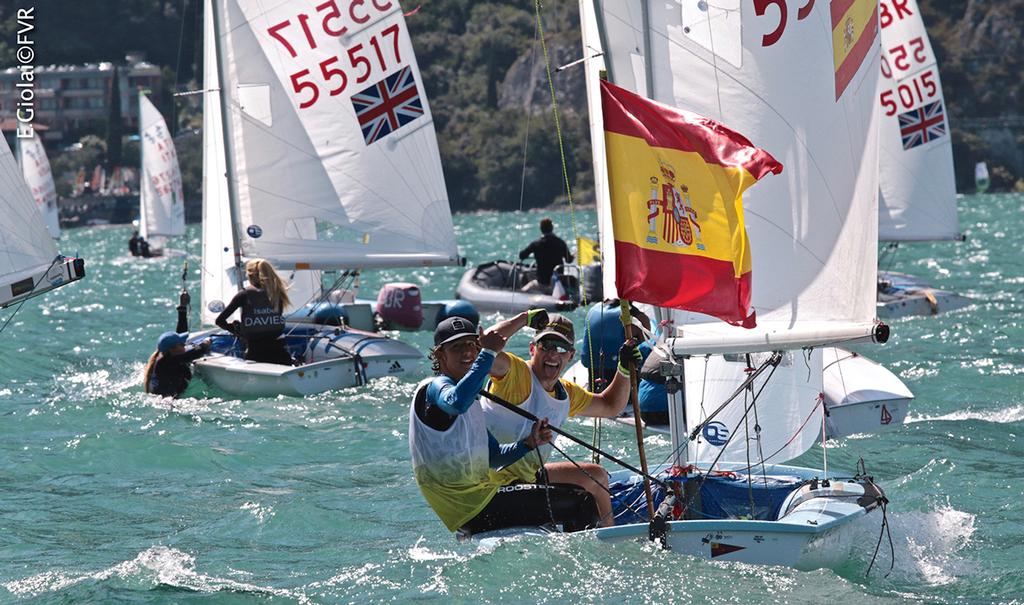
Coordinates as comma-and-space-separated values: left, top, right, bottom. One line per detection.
240, 288, 284, 339
482, 370, 571, 484
408, 379, 501, 532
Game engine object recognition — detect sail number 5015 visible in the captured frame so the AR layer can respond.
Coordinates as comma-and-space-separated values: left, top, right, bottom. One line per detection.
880, 68, 937, 115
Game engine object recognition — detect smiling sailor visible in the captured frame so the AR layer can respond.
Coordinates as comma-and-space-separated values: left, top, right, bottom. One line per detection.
483, 312, 641, 528
410, 314, 599, 536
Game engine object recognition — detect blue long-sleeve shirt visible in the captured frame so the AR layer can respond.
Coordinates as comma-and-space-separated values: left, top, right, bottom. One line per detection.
423, 349, 532, 468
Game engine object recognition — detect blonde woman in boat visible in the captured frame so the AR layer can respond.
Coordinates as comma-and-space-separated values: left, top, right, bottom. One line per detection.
215, 258, 295, 365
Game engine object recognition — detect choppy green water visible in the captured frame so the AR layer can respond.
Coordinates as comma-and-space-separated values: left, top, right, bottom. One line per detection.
1, 194, 1022, 604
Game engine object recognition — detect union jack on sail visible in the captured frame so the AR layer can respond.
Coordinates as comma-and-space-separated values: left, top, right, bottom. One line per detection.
898, 100, 947, 150
352, 65, 424, 146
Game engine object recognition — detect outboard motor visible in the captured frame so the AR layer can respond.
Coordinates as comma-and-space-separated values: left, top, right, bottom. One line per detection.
553, 264, 581, 303
581, 262, 603, 303
376, 283, 424, 330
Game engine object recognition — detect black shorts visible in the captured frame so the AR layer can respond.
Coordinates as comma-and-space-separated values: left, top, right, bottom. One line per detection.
460, 482, 599, 535
245, 337, 294, 365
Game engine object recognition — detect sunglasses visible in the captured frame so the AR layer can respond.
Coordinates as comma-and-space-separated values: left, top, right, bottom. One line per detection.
536, 340, 573, 354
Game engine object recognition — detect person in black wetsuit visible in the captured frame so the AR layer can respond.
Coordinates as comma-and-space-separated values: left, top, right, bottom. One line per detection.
142, 290, 211, 397
518, 218, 574, 293
215, 258, 295, 365
129, 231, 142, 256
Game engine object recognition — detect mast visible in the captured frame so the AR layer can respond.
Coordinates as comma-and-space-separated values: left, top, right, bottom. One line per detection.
640, 0, 654, 97
208, 0, 245, 291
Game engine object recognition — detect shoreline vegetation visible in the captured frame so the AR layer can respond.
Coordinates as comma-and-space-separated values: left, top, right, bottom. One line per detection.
1, 0, 1020, 221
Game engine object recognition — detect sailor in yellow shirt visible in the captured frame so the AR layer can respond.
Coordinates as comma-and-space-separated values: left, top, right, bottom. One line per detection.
484, 311, 640, 527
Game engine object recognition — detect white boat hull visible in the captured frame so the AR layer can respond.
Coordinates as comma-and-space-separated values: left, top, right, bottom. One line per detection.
877, 271, 972, 318
189, 324, 421, 397
455, 262, 576, 313
823, 347, 914, 439
470, 463, 884, 571
193, 354, 361, 397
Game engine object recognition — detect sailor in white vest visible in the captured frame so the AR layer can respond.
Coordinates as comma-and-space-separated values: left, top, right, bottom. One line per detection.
483, 312, 641, 527
409, 316, 600, 536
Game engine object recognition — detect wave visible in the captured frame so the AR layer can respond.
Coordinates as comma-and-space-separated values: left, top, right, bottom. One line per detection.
2, 545, 311, 602
906, 405, 1024, 425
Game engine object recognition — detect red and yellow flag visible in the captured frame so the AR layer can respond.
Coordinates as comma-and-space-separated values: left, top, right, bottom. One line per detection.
601, 80, 782, 328
832, 0, 879, 100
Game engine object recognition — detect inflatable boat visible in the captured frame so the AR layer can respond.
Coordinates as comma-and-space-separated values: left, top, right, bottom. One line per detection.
455, 260, 579, 313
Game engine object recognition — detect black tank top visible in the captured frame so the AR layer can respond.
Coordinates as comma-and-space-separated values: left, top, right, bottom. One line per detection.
240, 288, 284, 338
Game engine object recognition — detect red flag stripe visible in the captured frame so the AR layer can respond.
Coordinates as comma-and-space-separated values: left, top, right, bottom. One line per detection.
601, 80, 782, 180
614, 241, 755, 328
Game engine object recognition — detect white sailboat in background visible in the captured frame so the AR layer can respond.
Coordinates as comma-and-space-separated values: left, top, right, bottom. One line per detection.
575, 0, 890, 570
191, 0, 461, 396
975, 161, 990, 193
876, 0, 971, 318
137, 90, 186, 257
1, 135, 84, 311
15, 130, 60, 239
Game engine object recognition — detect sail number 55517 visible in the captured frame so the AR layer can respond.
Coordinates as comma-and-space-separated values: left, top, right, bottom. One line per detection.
266, 0, 398, 109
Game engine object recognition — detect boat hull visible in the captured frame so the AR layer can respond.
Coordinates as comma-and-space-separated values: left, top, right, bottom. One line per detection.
189, 324, 421, 397
469, 462, 883, 571
455, 262, 577, 313
822, 347, 914, 439
877, 271, 972, 318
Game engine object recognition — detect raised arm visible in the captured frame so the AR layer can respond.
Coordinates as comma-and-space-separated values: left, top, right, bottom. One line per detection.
488, 309, 549, 378
427, 350, 497, 417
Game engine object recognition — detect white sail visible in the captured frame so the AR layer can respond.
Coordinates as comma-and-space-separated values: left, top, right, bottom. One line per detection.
16, 131, 60, 239
202, 0, 242, 326
877, 0, 958, 242
684, 350, 823, 465
0, 135, 62, 302
139, 91, 186, 247
585, 1, 881, 352
208, 0, 458, 272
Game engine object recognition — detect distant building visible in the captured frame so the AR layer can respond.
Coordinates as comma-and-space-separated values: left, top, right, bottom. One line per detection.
0, 52, 162, 144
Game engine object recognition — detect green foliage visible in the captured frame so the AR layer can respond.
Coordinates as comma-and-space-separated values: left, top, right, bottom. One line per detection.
21, 0, 1023, 207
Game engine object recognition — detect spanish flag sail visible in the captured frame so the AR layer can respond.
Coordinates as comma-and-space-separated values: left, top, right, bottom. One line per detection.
601, 80, 782, 328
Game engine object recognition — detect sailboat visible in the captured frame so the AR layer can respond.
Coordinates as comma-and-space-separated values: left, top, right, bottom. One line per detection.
1, 135, 84, 311
189, 0, 462, 397
572, 1, 891, 569
137, 90, 186, 257
15, 130, 60, 239
975, 161, 990, 193
876, 0, 970, 318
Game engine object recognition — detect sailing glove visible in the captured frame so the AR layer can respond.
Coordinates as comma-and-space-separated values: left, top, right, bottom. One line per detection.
617, 341, 642, 376
526, 308, 550, 330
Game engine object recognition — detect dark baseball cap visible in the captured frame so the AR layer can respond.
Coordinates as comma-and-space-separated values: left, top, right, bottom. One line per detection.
532, 314, 575, 346
434, 316, 478, 347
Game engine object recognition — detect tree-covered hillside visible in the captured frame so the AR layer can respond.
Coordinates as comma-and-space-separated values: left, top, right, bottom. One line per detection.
1, 0, 1020, 212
